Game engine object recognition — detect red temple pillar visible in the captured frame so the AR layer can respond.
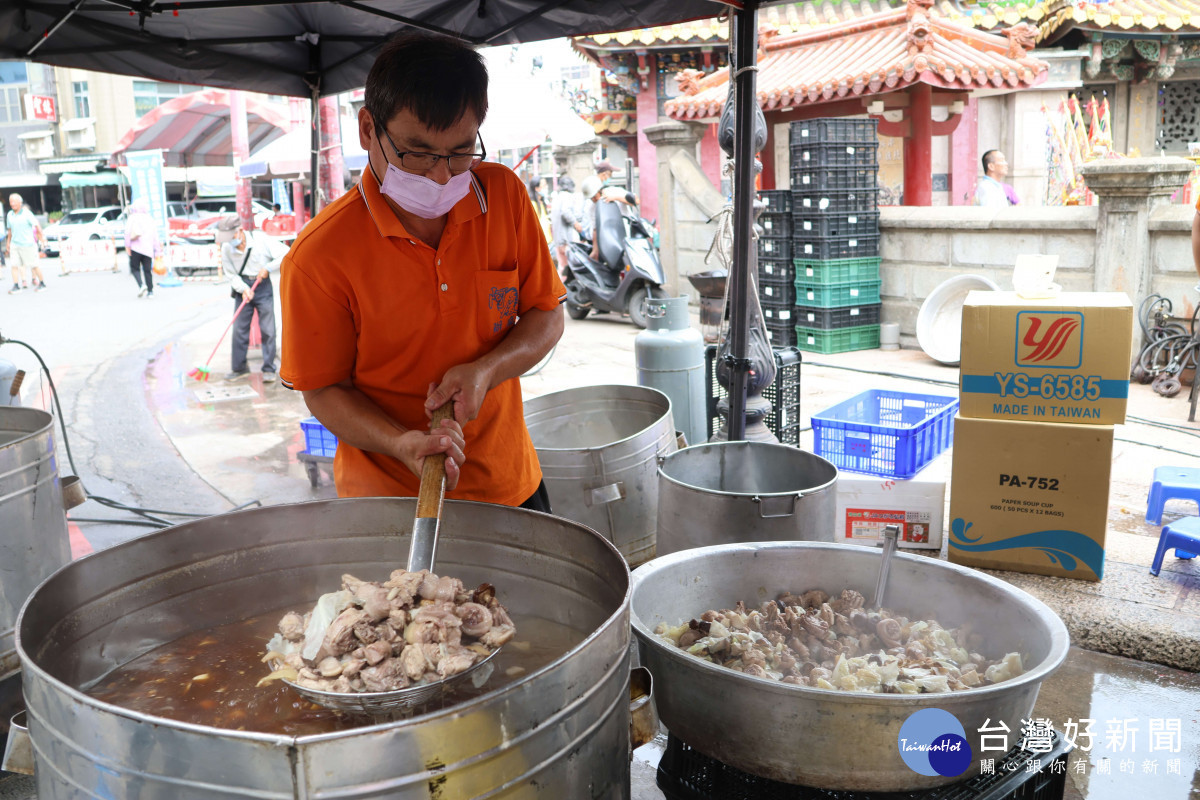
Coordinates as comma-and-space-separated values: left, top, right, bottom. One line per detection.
700, 123, 722, 188
635, 53, 659, 222
950, 97, 979, 205
758, 121, 776, 191
904, 83, 932, 206
230, 90, 254, 230
317, 96, 346, 205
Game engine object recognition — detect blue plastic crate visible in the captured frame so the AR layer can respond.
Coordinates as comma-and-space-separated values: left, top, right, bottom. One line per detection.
300, 416, 338, 458
811, 390, 958, 479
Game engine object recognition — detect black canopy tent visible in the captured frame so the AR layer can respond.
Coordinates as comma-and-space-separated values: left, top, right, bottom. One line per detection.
4, 0, 764, 440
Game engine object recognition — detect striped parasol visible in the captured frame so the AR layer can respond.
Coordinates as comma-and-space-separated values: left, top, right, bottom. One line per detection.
111, 89, 290, 168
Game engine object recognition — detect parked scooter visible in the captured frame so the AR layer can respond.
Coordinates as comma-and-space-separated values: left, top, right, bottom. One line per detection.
564, 200, 666, 329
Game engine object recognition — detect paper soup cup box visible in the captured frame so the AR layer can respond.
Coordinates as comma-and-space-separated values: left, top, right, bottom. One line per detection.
958, 291, 1132, 425
948, 416, 1112, 581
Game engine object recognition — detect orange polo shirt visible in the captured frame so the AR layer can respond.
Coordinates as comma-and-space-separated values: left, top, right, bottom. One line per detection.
279, 163, 565, 505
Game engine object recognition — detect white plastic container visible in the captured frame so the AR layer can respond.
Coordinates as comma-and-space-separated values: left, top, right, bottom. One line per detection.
833, 455, 948, 550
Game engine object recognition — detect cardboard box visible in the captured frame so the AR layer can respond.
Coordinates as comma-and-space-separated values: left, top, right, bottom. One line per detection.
835, 457, 947, 550
958, 291, 1132, 425
948, 416, 1112, 581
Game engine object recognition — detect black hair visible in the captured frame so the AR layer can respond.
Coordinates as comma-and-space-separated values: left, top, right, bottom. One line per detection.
364, 31, 489, 134
981, 149, 1000, 174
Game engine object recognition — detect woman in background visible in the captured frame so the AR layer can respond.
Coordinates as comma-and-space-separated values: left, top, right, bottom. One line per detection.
123, 199, 162, 298
527, 176, 551, 243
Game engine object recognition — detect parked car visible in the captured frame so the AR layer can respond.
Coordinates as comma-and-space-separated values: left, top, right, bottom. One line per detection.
43, 202, 191, 255
42, 206, 124, 256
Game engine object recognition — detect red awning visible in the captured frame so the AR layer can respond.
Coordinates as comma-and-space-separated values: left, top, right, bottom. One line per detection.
666, 1, 1049, 120
111, 89, 291, 168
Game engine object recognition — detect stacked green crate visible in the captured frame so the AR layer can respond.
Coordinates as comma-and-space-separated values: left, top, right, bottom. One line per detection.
789, 119, 882, 354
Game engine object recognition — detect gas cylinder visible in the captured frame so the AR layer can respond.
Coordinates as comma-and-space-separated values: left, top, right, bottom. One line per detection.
635, 296, 706, 447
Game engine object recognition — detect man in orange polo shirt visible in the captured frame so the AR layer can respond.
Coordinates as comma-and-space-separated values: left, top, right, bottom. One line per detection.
280, 32, 565, 509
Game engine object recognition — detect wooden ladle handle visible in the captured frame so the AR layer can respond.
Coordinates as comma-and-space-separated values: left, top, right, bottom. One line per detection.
415, 404, 456, 520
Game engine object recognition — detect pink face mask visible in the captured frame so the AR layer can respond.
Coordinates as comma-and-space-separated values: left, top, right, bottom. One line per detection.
378, 162, 473, 219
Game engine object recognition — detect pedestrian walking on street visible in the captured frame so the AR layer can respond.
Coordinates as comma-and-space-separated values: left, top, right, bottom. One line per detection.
550, 174, 583, 274
4, 193, 47, 293
218, 216, 280, 383
123, 198, 162, 298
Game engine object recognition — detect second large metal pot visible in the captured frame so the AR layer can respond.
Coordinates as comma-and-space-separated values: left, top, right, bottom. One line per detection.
525, 384, 676, 566
656, 441, 837, 556
0, 407, 71, 682
630, 542, 1070, 791
18, 498, 632, 799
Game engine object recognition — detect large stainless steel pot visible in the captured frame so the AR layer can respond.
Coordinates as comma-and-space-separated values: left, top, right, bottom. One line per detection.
630, 542, 1070, 791
18, 498, 632, 799
525, 384, 676, 566
656, 441, 837, 556
1, 407, 71, 681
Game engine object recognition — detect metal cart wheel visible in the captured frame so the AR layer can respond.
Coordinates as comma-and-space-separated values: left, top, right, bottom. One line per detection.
304, 460, 321, 488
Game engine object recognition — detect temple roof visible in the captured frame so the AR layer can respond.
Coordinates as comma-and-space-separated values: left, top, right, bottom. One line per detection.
571, 0, 1200, 55
1040, 0, 1200, 34
665, 1, 1049, 120
589, 111, 637, 135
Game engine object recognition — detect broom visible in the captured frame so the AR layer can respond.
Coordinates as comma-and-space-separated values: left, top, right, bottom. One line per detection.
188, 276, 262, 381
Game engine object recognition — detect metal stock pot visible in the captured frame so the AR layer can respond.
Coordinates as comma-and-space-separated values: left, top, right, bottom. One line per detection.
656, 441, 838, 556
17, 497, 632, 799
0, 407, 72, 682
525, 384, 677, 566
630, 542, 1070, 791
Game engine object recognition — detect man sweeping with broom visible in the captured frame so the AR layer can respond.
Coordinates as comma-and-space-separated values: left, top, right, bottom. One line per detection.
218, 215, 280, 383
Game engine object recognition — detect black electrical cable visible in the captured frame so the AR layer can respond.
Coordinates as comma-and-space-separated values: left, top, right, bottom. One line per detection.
802, 359, 959, 389
1134, 294, 1200, 394
1114, 437, 1200, 458
0, 335, 262, 529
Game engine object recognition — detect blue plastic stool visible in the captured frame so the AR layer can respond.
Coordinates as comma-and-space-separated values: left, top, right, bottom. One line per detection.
1150, 516, 1200, 577
1145, 466, 1200, 525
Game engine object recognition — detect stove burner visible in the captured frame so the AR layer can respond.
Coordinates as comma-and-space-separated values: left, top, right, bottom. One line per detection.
656, 730, 1070, 800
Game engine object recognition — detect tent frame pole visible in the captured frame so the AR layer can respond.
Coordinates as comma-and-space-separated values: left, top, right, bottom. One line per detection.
726, 0, 759, 442
310, 86, 321, 216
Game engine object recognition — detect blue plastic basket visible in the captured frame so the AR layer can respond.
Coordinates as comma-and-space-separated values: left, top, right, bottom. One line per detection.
300, 416, 338, 458
811, 390, 958, 478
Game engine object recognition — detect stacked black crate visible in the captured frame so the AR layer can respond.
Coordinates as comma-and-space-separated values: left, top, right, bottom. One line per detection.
789, 118, 883, 354
756, 188, 796, 346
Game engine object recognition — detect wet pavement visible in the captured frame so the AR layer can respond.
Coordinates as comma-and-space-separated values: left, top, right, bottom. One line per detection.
2, 263, 1200, 797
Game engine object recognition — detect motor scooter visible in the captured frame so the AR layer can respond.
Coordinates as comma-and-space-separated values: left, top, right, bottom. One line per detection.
564, 200, 666, 329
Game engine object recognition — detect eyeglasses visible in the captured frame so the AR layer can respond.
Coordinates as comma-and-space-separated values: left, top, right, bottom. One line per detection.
380, 127, 486, 175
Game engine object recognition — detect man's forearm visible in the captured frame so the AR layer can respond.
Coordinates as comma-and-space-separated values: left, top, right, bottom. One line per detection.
477, 305, 565, 388
1191, 211, 1200, 280
303, 381, 408, 459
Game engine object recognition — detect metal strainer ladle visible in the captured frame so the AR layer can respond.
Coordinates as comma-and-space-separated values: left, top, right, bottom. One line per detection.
872, 523, 900, 608
279, 405, 500, 715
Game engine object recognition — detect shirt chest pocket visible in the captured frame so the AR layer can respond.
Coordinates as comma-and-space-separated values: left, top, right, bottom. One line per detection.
475, 268, 519, 342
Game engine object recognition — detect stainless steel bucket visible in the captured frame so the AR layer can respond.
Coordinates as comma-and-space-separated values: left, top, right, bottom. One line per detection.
656, 441, 837, 556
17, 498, 632, 799
525, 385, 676, 566
1, 407, 71, 681
631, 542, 1070, 791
